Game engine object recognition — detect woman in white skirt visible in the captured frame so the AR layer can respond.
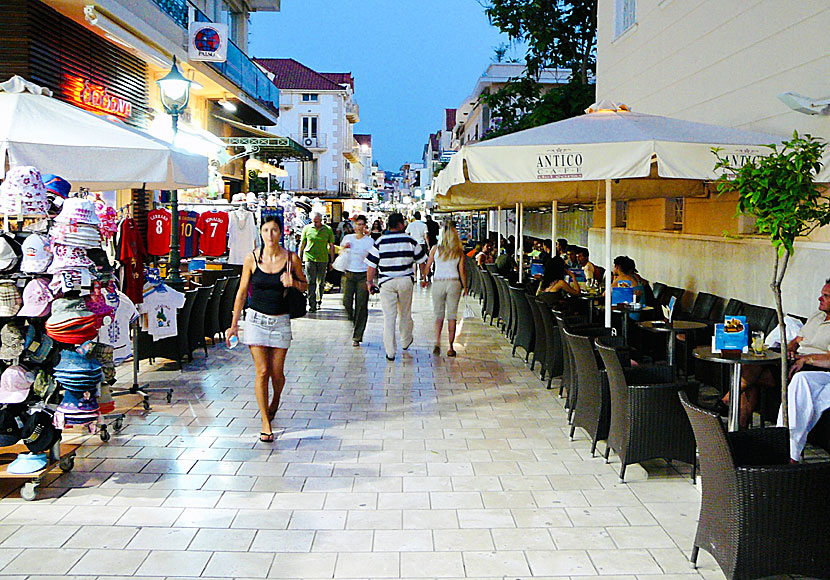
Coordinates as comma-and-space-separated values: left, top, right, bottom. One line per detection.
424, 221, 467, 357
226, 215, 307, 442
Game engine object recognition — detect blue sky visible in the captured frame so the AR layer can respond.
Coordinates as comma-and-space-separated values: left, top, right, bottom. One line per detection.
249, 1, 512, 171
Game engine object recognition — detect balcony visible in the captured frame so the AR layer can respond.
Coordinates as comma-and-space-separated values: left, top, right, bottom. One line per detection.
343, 137, 360, 162
150, 1, 279, 116
291, 134, 327, 150
346, 101, 359, 123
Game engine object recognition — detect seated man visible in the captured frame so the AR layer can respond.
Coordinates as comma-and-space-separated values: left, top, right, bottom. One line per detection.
779, 369, 830, 461
575, 247, 598, 282
495, 251, 517, 284
734, 280, 830, 428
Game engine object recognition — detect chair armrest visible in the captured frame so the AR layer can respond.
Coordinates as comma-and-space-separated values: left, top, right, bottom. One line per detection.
727, 427, 790, 466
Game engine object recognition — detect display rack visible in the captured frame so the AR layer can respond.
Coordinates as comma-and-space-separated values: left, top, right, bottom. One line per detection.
0, 440, 77, 501
111, 320, 173, 411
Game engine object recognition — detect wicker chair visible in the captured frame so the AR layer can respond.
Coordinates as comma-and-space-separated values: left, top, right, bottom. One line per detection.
679, 392, 830, 580
527, 296, 547, 377
187, 285, 213, 360
510, 286, 534, 361
136, 289, 196, 370
218, 275, 241, 338
481, 269, 498, 325
563, 328, 610, 455
536, 301, 562, 388
203, 277, 228, 345
555, 313, 610, 422
595, 336, 697, 481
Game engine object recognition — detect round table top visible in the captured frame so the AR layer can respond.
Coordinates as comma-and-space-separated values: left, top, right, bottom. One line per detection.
609, 304, 654, 312
693, 345, 782, 365
639, 320, 707, 333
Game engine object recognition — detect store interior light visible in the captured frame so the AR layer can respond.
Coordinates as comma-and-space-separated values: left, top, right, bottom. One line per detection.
219, 98, 237, 112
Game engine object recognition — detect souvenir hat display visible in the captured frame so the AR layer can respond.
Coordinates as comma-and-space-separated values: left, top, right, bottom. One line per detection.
54, 198, 101, 226
53, 350, 103, 391
0, 282, 22, 317
57, 389, 100, 426
0, 408, 21, 447
41, 174, 71, 199
20, 234, 52, 273
0, 166, 49, 216
50, 223, 101, 249
18, 278, 54, 318
0, 324, 26, 360
7, 453, 48, 475
23, 325, 54, 364
21, 408, 60, 454
45, 297, 101, 344
47, 244, 95, 274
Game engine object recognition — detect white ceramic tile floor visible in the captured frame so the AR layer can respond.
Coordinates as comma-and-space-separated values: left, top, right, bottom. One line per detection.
0, 289, 727, 579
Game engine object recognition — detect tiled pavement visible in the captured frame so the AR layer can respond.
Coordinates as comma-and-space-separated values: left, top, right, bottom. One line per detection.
0, 288, 726, 579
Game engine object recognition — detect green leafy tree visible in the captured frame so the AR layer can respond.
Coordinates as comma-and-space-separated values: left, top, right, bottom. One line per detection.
714, 133, 830, 426
478, 0, 597, 139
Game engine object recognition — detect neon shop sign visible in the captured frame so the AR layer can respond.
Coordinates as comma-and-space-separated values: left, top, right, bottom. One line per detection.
71, 78, 132, 118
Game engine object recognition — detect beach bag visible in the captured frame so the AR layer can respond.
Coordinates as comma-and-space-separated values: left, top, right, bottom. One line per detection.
284, 253, 306, 319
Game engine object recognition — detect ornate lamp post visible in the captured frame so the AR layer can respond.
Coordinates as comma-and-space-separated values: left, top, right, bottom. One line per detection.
156, 55, 191, 289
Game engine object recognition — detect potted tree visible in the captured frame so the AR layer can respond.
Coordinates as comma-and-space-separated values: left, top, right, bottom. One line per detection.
714, 133, 830, 425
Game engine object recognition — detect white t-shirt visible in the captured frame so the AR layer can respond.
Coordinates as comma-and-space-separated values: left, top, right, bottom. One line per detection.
406, 220, 428, 245
98, 290, 139, 363
228, 210, 258, 265
341, 234, 374, 273
139, 286, 186, 340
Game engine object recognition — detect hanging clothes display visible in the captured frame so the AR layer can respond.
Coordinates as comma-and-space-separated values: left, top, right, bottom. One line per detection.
138, 282, 186, 340
227, 208, 257, 265
178, 210, 200, 258
116, 217, 146, 305
196, 210, 229, 257
146, 208, 172, 256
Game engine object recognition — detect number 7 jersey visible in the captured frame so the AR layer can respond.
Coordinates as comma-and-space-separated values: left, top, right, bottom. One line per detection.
195, 210, 229, 257
178, 210, 200, 258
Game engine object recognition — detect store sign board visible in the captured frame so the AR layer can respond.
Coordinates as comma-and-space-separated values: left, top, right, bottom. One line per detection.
188, 22, 228, 62
65, 76, 132, 118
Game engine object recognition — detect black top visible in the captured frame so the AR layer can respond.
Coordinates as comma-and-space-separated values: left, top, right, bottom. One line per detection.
249, 252, 289, 316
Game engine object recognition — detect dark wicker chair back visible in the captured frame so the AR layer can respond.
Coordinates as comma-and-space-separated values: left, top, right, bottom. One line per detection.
481, 269, 498, 324
485, 263, 498, 275
510, 287, 534, 362
526, 297, 547, 377
723, 298, 744, 317
537, 301, 562, 388
652, 282, 667, 301
689, 292, 718, 321
742, 303, 777, 336
219, 276, 241, 336
187, 285, 213, 359
204, 278, 228, 344
507, 282, 521, 340
553, 313, 576, 408
563, 328, 609, 455
679, 392, 830, 580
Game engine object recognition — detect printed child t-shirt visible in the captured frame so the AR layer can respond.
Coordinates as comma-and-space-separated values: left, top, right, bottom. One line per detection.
196, 210, 229, 257
97, 290, 139, 363
146, 208, 172, 256
138, 286, 186, 340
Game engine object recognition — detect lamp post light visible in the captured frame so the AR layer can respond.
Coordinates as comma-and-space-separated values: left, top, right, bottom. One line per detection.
156, 55, 191, 290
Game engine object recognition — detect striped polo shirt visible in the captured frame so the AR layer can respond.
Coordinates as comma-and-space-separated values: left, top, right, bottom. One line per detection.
365, 232, 427, 285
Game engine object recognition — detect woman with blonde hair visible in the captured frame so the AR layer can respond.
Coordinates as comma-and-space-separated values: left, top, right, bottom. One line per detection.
424, 220, 467, 356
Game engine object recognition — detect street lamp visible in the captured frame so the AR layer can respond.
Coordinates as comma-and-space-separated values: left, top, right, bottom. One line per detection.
156, 55, 191, 289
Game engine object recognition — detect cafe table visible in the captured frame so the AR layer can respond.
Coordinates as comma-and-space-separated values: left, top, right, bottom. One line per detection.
609, 304, 654, 346
692, 345, 781, 431
638, 320, 707, 369
576, 291, 603, 323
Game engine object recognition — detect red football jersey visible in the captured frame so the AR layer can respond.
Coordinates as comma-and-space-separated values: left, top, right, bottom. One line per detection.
196, 210, 229, 256
146, 208, 172, 256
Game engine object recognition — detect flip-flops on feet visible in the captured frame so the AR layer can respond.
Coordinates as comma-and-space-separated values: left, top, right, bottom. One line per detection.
432, 346, 440, 355
447, 349, 456, 357
259, 432, 275, 442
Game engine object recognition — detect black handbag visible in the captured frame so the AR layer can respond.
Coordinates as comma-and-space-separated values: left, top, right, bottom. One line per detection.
284, 253, 306, 319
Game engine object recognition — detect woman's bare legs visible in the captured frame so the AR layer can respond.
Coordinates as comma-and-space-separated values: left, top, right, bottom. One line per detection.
267, 347, 288, 422
250, 346, 274, 438
447, 319, 457, 354
434, 317, 444, 353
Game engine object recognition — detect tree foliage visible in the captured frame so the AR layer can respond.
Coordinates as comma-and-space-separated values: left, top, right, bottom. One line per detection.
714, 133, 830, 427
478, 0, 597, 139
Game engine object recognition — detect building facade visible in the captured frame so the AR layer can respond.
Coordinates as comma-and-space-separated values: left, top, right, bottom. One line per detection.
592, 0, 830, 315
255, 58, 360, 196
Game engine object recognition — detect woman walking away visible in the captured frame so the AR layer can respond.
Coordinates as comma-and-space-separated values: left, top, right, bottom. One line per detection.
340, 215, 373, 346
424, 221, 467, 357
226, 216, 307, 442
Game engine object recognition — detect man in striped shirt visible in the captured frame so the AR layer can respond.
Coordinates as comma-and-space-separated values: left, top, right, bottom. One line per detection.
365, 213, 428, 361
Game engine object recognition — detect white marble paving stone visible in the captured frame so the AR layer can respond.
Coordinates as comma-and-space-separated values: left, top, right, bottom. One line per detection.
0, 291, 720, 580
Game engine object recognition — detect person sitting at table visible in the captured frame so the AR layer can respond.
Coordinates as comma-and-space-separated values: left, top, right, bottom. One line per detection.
466, 243, 481, 259
476, 242, 494, 267
728, 279, 830, 428
556, 238, 568, 260
536, 256, 580, 306
610, 256, 642, 296
566, 245, 579, 269
540, 239, 553, 266
778, 368, 830, 461
575, 247, 598, 282
495, 249, 518, 284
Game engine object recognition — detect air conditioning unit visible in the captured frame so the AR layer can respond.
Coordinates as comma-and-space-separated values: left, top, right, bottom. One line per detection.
303, 136, 317, 147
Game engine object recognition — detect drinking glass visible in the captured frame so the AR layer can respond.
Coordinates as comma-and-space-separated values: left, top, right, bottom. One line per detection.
751, 330, 765, 356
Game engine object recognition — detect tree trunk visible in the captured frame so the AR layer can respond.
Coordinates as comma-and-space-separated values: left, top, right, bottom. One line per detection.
771, 249, 790, 428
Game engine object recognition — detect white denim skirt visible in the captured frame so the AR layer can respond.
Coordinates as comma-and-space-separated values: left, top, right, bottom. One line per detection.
242, 309, 292, 349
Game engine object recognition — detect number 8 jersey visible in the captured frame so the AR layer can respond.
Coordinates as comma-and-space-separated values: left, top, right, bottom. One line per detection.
146, 208, 171, 256
196, 210, 229, 257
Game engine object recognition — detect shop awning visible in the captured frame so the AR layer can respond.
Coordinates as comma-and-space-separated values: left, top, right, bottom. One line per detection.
214, 115, 312, 161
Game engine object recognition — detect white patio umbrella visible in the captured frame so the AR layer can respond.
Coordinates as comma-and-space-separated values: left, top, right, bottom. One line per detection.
435, 101, 803, 326
0, 76, 208, 190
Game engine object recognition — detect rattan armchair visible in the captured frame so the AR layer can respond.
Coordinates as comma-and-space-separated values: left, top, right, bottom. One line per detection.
678, 392, 830, 580
596, 336, 697, 482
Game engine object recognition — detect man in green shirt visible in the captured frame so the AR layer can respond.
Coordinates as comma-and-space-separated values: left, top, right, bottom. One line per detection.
299, 212, 335, 312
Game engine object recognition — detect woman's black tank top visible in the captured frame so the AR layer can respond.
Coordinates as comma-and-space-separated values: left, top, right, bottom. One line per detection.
249, 252, 289, 315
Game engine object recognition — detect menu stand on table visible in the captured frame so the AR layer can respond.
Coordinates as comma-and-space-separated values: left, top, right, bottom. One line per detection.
0, 440, 78, 501
111, 320, 173, 411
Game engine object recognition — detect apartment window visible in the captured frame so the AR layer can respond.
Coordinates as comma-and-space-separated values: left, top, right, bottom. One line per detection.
301, 116, 318, 138
300, 159, 318, 189
302, 93, 319, 102
665, 197, 684, 231
614, 201, 628, 228
615, 0, 636, 38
